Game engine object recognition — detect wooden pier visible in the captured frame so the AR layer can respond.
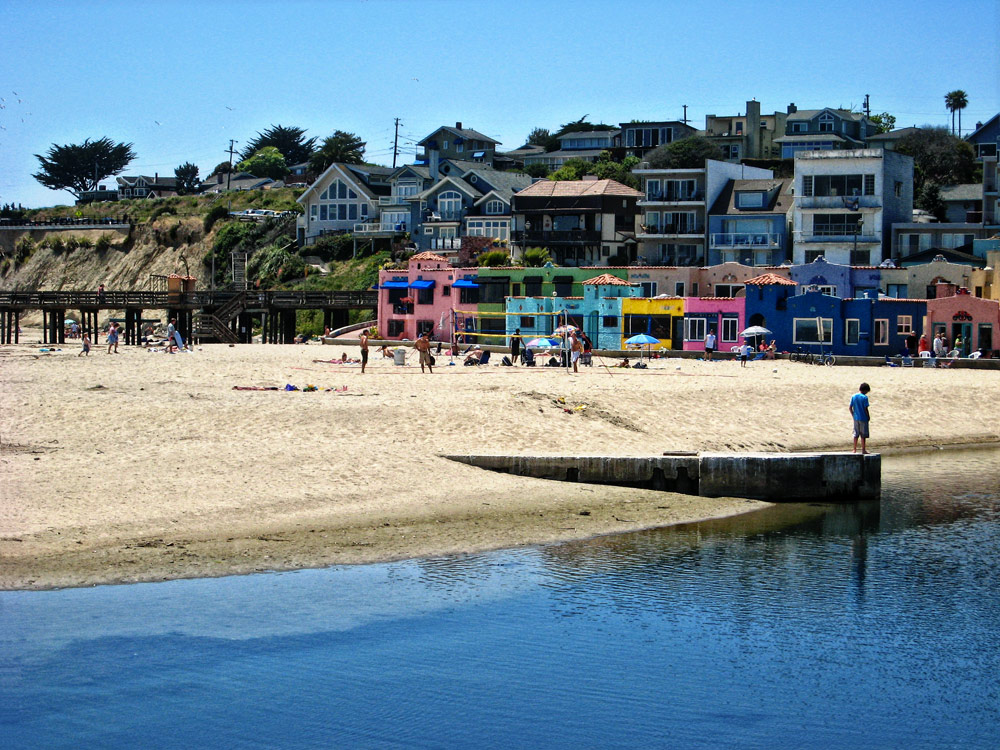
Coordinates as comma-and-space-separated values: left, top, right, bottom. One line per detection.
0, 289, 377, 345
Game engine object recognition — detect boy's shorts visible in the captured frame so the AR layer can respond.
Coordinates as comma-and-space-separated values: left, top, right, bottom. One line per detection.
853, 420, 870, 439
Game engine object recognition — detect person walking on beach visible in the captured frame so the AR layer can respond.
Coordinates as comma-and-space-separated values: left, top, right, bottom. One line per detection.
705, 329, 717, 361
166, 318, 177, 353
79, 333, 91, 357
849, 382, 871, 454
740, 341, 752, 367
510, 328, 521, 365
106, 322, 119, 354
359, 329, 369, 374
415, 331, 433, 373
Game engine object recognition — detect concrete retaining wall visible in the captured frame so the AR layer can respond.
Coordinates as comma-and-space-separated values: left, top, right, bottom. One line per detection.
443, 452, 880, 502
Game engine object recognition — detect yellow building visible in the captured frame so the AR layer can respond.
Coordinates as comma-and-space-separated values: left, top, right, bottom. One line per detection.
621, 297, 685, 350
970, 250, 999, 300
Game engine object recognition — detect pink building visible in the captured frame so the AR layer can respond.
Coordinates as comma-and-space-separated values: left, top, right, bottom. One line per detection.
926, 287, 1000, 356
682, 296, 747, 352
376, 252, 477, 341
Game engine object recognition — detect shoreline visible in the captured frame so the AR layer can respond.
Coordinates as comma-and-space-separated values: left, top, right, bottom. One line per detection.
2, 337, 998, 591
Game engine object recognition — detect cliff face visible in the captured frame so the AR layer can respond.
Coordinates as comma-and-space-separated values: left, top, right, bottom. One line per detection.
0, 217, 212, 293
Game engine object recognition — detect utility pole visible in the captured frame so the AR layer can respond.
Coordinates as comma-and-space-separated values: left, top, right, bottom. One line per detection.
392, 118, 401, 169
863, 94, 870, 119
682, 105, 689, 126
225, 139, 238, 192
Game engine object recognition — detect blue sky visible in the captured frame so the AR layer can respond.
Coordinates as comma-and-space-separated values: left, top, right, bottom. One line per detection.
1, 0, 998, 208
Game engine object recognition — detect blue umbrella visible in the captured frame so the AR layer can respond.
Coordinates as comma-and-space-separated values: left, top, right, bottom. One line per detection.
625, 333, 660, 363
526, 337, 560, 348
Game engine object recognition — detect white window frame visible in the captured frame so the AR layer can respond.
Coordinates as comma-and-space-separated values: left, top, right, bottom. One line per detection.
640, 282, 657, 296
736, 191, 764, 208
721, 318, 738, 343
896, 316, 912, 335
685, 317, 706, 342
845, 318, 860, 345
674, 282, 686, 297
793, 317, 833, 344
484, 199, 505, 215
875, 319, 889, 346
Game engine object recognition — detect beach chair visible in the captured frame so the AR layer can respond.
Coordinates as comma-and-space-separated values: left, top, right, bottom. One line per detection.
901, 355, 914, 367
581, 352, 593, 366
477, 351, 491, 366
752, 351, 766, 361
522, 349, 536, 367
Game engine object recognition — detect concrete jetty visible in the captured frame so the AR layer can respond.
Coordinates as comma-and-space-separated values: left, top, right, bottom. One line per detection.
442, 452, 880, 502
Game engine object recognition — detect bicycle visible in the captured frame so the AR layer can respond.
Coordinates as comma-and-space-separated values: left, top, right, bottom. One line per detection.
789, 347, 813, 364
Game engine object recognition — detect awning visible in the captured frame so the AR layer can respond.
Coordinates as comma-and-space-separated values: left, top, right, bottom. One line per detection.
380, 280, 409, 289
409, 279, 435, 289
452, 278, 479, 288
473, 151, 485, 158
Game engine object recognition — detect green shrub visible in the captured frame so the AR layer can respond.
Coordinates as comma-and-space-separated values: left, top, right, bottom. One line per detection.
96, 234, 113, 252
309, 233, 357, 262
14, 236, 35, 264
76, 236, 94, 249
49, 236, 66, 254
203, 204, 229, 232
246, 243, 305, 287
149, 204, 176, 221
477, 249, 511, 267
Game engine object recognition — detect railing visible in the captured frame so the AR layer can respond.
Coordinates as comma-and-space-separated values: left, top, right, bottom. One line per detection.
641, 191, 703, 202
379, 195, 415, 205
0, 290, 377, 310
638, 224, 704, 236
710, 233, 782, 248
966, 211, 984, 223
513, 230, 601, 243
0, 217, 131, 229
430, 238, 462, 250
795, 195, 880, 209
425, 211, 463, 222
799, 232, 880, 242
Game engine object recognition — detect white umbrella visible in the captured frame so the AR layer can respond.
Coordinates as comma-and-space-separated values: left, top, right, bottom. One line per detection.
740, 326, 771, 337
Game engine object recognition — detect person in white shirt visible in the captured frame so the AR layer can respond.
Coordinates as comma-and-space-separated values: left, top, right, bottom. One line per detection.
705, 330, 717, 361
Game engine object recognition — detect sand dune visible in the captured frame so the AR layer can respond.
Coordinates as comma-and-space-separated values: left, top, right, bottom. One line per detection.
2, 334, 998, 590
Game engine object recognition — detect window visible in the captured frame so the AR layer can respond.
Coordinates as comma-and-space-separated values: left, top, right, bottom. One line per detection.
685, 317, 706, 341
977, 143, 997, 158
511, 283, 521, 297
442, 140, 449, 150
813, 213, 862, 236
417, 320, 434, 335
894, 181, 902, 197
897, 315, 913, 335
553, 275, 573, 297
792, 122, 808, 133
524, 276, 542, 296
845, 319, 860, 345
417, 287, 434, 305
850, 249, 870, 266
818, 114, 835, 132
310, 204, 317, 219
736, 191, 764, 208
874, 319, 888, 345
864, 174, 875, 195
456, 142, 463, 153
793, 318, 833, 343
437, 190, 462, 219
478, 277, 508, 304
941, 233, 974, 249
722, 318, 738, 342
674, 282, 685, 297
899, 233, 933, 254
387, 320, 405, 337
442, 285, 451, 297
602, 316, 618, 328
804, 250, 824, 263
813, 285, 837, 296
811, 175, 866, 197
484, 200, 505, 215
978, 323, 993, 351
886, 284, 908, 298
520, 316, 535, 328
640, 282, 657, 296
802, 175, 813, 196
466, 219, 510, 241
645, 178, 661, 200
715, 284, 744, 298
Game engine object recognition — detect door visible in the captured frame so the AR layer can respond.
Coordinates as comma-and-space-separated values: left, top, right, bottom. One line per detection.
671, 316, 684, 349
952, 322, 972, 355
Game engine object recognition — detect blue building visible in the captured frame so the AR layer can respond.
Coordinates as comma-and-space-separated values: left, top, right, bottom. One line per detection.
788, 255, 883, 298
504, 274, 640, 350
707, 177, 792, 266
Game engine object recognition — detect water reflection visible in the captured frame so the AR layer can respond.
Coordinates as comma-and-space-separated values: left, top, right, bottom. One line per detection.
2, 448, 999, 749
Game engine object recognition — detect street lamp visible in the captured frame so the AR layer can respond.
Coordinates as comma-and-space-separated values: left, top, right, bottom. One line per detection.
523, 219, 531, 256
853, 217, 864, 264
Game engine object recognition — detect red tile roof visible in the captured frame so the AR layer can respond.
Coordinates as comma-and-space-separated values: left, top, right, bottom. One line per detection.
582, 273, 634, 286
744, 272, 798, 286
410, 252, 450, 262
516, 179, 644, 198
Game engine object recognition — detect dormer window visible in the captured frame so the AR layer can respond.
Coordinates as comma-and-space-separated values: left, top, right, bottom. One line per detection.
818, 113, 835, 132
485, 199, 505, 215
735, 191, 764, 209
791, 122, 808, 133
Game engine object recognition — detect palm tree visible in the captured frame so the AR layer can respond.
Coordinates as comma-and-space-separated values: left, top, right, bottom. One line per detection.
944, 90, 969, 135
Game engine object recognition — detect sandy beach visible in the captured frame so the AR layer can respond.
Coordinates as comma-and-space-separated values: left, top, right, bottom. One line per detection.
2, 334, 999, 591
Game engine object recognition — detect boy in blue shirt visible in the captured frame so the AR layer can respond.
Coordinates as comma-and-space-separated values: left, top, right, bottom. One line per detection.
849, 382, 871, 454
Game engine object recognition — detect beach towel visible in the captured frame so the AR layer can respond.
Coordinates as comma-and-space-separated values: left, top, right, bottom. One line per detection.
233, 386, 280, 391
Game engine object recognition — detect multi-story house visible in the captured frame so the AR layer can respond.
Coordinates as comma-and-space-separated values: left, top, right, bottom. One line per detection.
634, 159, 773, 266
408, 165, 532, 256
116, 174, 178, 199
618, 120, 696, 161
416, 122, 500, 168
774, 105, 877, 159
296, 163, 395, 245
702, 100, 788, 161
707, 178, 792, 266
511, 177, 643, 266
791, 149, 913, 266
522, 129, 619, 172
968, 115, 1000, 233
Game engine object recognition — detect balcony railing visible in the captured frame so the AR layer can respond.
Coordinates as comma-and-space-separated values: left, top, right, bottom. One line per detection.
380, 195, 415, 205
430, 238, 462, 250
710, 232, 782, 249
795, 195, 880, 209
354, 222, 407, 234
513, 230, 601, 243
799, 232, 880, 242
641, 190, 703, 202
425, 211, 463, 222
638, 224, 704, 236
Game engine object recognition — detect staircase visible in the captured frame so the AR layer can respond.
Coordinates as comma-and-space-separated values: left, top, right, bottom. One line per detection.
231, 252, 248, 291
193, 291, 246, 344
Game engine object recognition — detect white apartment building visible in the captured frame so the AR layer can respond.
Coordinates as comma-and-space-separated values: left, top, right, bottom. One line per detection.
792, 149, 913, 266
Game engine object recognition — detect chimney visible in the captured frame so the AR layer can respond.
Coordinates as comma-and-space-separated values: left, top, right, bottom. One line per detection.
455, 122, 462, 130
787, 103, 797, 114
154, 172, 158, 182
746, 100, 761, 158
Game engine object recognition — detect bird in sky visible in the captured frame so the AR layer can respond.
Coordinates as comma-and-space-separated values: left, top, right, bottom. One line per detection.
225, 105, 234, 110
154, 120, 161, 125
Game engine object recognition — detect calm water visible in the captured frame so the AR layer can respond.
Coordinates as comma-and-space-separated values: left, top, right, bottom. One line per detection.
2, 449, 999, 749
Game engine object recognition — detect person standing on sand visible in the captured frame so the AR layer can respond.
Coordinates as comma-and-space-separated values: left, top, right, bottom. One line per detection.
359, 329, 369, 374
705, 329, 717, 361
106, 322, 119, 354
570, 330, 583, 373
850, 382, 871, 454
166, 318, 177, 353
510, 328, 521, 365
79, 333, 91, 357
415, 331, 433, 373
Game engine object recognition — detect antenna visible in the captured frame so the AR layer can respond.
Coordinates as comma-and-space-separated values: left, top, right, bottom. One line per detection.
681, 105, 690, 125
393, 117, 401, 169
226, 139, 238, 191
